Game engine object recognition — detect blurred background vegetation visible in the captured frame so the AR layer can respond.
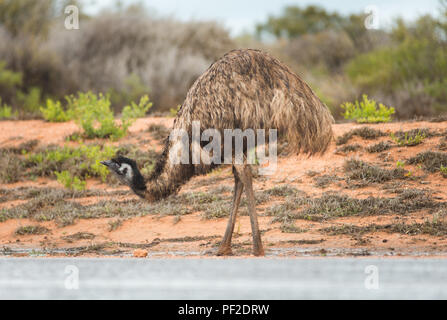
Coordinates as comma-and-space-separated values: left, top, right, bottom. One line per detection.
0, 0, 446, 120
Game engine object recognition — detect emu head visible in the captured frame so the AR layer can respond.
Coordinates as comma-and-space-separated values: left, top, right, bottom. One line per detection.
100, 156, 146, 197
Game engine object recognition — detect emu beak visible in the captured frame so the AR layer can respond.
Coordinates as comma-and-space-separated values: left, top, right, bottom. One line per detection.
100, 160, 113, 167
100, 160, 119, 172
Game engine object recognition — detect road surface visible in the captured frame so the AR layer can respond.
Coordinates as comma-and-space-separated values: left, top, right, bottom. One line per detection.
0, 258, 446, 299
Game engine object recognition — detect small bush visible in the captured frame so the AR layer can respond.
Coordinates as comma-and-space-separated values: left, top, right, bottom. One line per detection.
322, 221, 447, 237
55, 170, 86, 191
341, 94, 395, 123
336, 127, 386, 145
408, 151, 447, 173
0, 60, 22, 107
67, 92, 119, 139
67, 92, 151, 140
27, 144, 117, 181
0, 101, 16, 119
62, 232, 96, 242
121, 94, 152, 129
15, 225, 49, 236
169, 105, 181, 117
280, 223, 306, 233
263, 185, 300, 197
391, 130, 426, 147
366, 141, 392, 153
396, 160, 405, 168
314, 174, 338, 188
440, 165, 447, 178
306, 189, 438, 221
0, 60, 21, 88
438, 137, 447, 151
335, 143, 362, 154
17, 87, 42, 113
344, 158, 407, 183
40, 98, 71, 122
202, 202, 230, 219
0, 152, 24, 183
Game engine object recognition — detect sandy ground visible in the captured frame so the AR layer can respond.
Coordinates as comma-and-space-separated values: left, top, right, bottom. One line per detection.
1, 117, 447, 258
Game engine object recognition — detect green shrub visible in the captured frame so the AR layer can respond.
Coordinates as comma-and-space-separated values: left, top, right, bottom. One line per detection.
346, 34, 447, 116
0, 60, 22, 90
78, 144, 117, 182
341, 94, 395, 123
0, 98, 17, 119
441, 165, 447, 178
55, 170, 86, 191
0, 105, 12, 119
121, 94, 152, 130
40, 98, 71, 122
391, 130, 426, 147
407, 151, 447, 173
66, 92, 116, 138
169, 105, 181, 117
0, 61, 22, 115
27, 144, 117, 182
66, 92, 151, 140
17, 87, 42, 113
396, 160, 405, 168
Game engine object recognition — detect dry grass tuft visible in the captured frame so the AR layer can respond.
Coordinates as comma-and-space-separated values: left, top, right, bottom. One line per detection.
367, 141, 392, 153
408, 151, 447, 173
336, 127, 386, 145
344, 158, 407, 184
15, 225, 49, 235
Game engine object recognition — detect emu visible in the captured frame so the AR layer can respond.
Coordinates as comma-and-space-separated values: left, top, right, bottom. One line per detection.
101, 49, 334, 256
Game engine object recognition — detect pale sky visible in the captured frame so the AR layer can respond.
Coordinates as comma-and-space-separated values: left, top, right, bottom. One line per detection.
81, 0, 442, 35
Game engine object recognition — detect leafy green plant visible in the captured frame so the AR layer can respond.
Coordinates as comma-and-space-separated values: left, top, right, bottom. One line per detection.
0, 60, 22, 88
396, 160, 405, 168
169, 105, 181, 117
78, 144, 116, 182
391, 130, 426, 147
66, 92, 116, 138
40, 99, 71, 122
55, 170, 86, 191
66, 92, 151, 140
27, 144, 117, 182
0, 98, 17, 119
341, 94, 395, 123
441, 165, 447, 178
120, 94, 152, 131
347, 37, 447, 110
17, 87, 42, 113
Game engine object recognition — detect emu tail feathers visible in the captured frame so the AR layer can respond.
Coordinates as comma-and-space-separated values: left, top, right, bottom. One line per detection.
270, 88, 334, 155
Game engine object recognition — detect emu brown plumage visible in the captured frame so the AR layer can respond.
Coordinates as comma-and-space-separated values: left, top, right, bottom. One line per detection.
102, 49, 334, 256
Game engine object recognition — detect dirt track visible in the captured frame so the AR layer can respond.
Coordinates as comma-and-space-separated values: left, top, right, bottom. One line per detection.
1, 118, 447, 258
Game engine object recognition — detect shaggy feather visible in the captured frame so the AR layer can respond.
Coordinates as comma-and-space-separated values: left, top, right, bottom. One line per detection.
143, 49, 334, 201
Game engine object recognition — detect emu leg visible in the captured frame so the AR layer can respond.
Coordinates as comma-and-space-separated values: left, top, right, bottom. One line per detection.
235, 164, 265, 256
217, 168, 243, 256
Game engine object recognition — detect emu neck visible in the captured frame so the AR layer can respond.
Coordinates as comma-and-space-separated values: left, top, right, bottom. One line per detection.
142, 147, 194, 202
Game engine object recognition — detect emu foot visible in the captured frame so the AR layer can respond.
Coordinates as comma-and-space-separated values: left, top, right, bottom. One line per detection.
253, 247, 265, 257
216, 245, 233, 256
